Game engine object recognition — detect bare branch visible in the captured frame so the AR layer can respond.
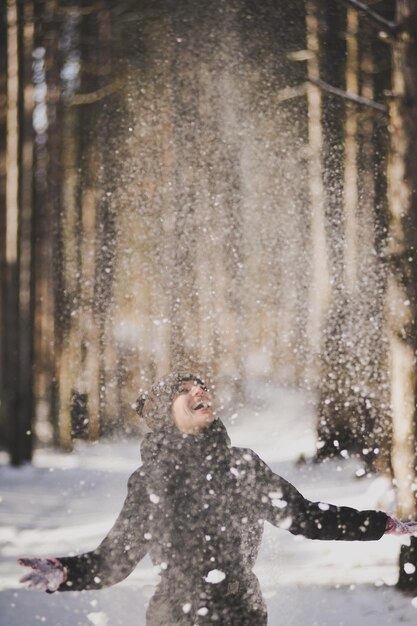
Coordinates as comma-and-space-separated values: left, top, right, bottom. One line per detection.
309, 77, 388, 114
70, 78, 126, 106
336, 0, 396, 34
56, 3, 106, 17
276, 83, 307, 104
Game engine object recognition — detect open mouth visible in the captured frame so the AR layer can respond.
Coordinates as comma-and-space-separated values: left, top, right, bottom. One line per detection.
193, 402, 211, 411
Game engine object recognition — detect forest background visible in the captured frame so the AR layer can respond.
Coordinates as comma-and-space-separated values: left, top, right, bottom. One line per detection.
2, 0, 417, 592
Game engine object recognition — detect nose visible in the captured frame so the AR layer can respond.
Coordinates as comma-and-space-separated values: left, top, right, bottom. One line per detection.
190, 385, 204, 397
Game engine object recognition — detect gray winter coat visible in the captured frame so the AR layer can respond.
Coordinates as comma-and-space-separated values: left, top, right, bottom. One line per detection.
56, 420, 388, 625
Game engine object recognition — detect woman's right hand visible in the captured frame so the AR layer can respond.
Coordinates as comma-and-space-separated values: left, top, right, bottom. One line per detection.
17, 557, 67, 592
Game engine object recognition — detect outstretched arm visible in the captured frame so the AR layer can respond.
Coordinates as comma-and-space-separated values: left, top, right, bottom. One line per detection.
243, 450, 389, 541
19, 468, 150, 591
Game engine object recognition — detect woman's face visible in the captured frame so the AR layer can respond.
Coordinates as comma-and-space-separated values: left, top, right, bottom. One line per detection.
171, 380, 215, 434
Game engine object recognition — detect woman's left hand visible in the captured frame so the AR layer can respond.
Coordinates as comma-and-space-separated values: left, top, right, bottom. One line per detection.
385, 515, 417, 536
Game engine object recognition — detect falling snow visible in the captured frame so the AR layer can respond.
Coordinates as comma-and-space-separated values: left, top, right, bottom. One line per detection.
204, 569, 226, 584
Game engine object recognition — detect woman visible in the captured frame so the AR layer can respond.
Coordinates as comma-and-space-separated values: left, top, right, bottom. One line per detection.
18, 372, 417, 625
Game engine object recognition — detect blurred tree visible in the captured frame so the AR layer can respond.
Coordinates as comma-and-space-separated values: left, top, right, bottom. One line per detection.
355, 12, 391, 473
50, 2, 83, 450
32, 1, 58, 449
386, 0, 417, 592
0, 0, 7, 452
304, 0, 331, 379
1, 0, 35, 466
315, 1, 391, 470
344, 6, 360, 292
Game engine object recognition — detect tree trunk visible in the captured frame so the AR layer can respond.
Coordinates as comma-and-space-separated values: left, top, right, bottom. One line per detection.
32, 4, 56, 445
343, 6, 359, 292
35, 0, 62, 447
5, 0, 20, 463
3, 0, 35, 465
17, 0, 35, 462
48, 5, 83, 450
315, 1, 351, 459
356, 27, 391, 473
386, 0, 417, 592
305, 0, 330, 379
0, 0, 8, 448
315, 3, 389, 464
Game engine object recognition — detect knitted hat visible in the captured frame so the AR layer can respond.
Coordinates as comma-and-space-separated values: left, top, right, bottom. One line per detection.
135, 372, 207, 431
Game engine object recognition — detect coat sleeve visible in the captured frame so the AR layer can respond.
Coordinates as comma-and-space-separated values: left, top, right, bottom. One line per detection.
244, 450, 388, 541
55, 468, 149, 591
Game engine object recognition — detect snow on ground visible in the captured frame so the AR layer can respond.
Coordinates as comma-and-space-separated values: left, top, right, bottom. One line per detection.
1, 385, 417, 625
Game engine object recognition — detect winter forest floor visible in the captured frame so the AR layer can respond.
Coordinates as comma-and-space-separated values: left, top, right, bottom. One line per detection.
1, 385, 417, 625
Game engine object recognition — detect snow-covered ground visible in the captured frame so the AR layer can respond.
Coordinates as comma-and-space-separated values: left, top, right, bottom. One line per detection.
1, 385, 417, 625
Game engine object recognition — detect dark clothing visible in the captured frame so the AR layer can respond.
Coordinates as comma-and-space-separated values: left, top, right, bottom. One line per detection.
56, 420, 388, 625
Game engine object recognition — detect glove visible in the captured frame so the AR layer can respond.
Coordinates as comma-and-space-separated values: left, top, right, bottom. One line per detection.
17, 557, 67, 592
384, 515, 417, 536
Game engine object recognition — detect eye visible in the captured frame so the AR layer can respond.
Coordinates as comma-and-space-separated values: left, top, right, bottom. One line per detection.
192, 380, 208, 392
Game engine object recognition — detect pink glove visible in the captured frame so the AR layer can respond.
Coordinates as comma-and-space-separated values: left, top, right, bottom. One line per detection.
385, 515, 417, 536
17, 557, 67, 592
